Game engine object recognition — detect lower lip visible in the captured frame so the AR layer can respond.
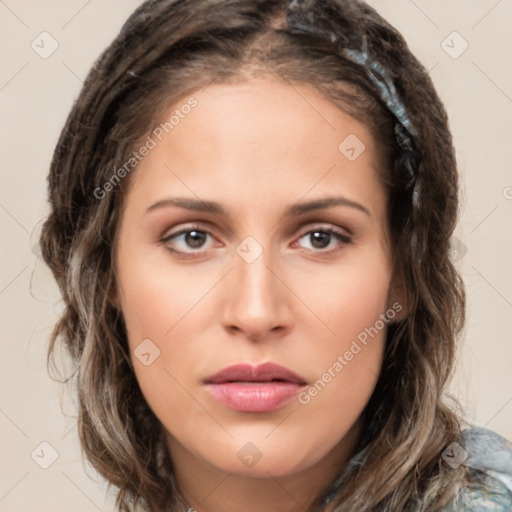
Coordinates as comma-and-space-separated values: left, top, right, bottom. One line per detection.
206, 382, 304, 412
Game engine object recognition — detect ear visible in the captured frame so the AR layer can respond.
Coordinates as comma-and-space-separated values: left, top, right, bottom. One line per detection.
109, 280, 122, 309
108, 286, 121, 309
386, 271, 409, 323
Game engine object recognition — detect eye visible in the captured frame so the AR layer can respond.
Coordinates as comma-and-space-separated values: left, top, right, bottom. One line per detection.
161, 225, 216, 257
295, 226, 351, 253
161, 223, 352, 259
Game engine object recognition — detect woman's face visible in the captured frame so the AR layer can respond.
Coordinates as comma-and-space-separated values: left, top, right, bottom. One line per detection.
114, 79, 402, 481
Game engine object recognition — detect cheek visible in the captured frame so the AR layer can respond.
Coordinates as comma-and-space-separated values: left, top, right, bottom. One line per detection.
117, 251, 212, 343
119, 261, 206, 435
116, 253, 217, 414
293, 290, 388, 467
299, 250, 392, 348
291, 252, 390, 436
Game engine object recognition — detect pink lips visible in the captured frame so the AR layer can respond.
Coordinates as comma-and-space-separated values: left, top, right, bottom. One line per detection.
204, 362, 307, 413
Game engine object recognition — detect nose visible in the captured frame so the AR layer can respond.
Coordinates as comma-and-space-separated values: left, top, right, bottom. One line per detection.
221, 247, 293, 342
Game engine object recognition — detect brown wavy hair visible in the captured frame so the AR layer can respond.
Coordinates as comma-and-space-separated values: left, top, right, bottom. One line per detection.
39, 0, 474, 510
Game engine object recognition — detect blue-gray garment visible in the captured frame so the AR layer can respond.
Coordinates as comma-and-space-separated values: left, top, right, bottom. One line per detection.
444, 427, 512, 511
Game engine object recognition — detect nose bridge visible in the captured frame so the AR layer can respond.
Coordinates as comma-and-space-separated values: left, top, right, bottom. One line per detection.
222, 240, 290, 338
237, 248, 276, 305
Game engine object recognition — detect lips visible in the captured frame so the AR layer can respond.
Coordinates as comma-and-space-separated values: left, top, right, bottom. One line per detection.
204, 362, 307, 413
204, 362, 307, 385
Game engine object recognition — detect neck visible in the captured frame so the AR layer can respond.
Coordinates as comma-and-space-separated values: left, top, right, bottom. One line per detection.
165, 420, 362, 512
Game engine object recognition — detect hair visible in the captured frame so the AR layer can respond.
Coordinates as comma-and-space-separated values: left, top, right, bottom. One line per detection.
39, 0, 476, 510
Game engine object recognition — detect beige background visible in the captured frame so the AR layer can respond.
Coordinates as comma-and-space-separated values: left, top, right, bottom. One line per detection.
1, 1, 511, 511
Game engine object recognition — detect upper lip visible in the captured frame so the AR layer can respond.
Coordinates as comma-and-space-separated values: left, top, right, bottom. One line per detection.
204, 362, 307, 385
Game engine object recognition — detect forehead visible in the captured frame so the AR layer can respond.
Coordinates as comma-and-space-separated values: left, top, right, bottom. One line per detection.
123, 79, 384, 217
171, 79, 377, 163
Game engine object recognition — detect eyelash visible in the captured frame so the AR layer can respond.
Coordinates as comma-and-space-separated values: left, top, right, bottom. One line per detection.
160, 223, 352, 259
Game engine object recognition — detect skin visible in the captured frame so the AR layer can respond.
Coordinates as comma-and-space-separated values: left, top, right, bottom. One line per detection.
113, 78, 405, 512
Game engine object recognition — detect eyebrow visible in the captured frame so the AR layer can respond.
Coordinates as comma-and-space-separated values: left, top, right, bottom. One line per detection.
145, 196, 371, 217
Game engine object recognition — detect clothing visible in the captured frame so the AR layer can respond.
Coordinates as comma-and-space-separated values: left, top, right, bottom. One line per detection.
173, 425, 512, 511
444, 427, 512, 511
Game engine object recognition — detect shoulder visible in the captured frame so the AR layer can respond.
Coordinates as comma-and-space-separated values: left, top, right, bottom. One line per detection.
444, 427, 512, 511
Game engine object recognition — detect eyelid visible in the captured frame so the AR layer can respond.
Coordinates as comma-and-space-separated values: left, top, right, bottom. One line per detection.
160, 223, 217, 244
160, 221, 352, 256
296, 223, 351, 240
292, 224, 352, 255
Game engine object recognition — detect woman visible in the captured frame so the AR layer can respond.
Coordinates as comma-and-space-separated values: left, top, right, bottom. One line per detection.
39, 0, 512, 510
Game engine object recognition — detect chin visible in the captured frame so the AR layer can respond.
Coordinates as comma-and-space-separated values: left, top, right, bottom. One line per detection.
215, 452, 311, 479
201, 436, 324, 478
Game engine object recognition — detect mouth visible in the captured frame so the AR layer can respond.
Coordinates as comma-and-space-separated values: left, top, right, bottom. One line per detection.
204, 362, 307, 413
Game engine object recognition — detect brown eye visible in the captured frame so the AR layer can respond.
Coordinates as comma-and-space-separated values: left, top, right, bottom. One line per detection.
296, 226, 351, 253
161, 226, 214, 255
181, 230, 207, 249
